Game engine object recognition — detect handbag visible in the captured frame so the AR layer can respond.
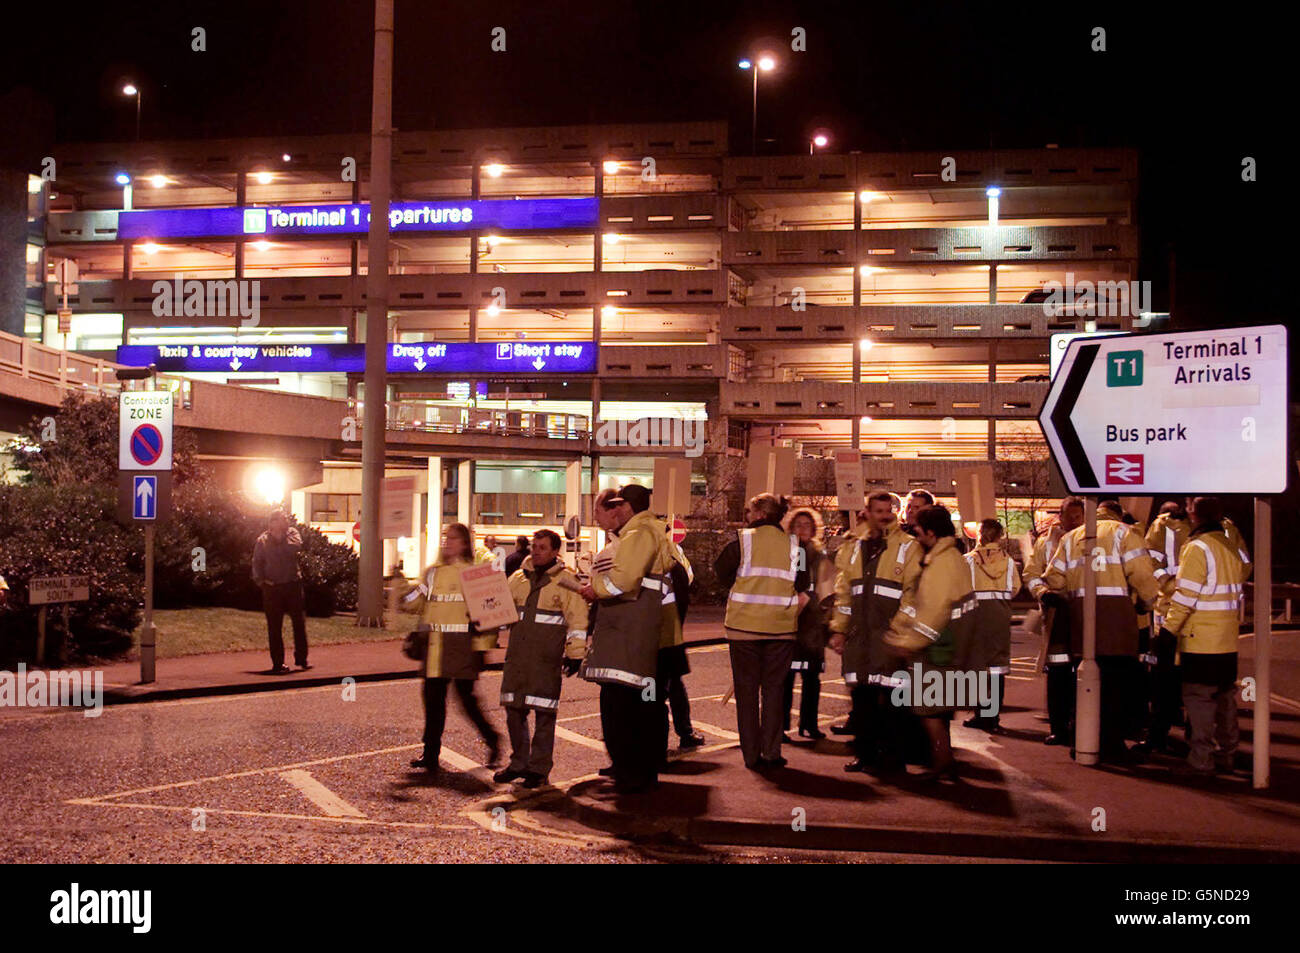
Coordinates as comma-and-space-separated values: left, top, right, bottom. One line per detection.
402, 627, 429, 662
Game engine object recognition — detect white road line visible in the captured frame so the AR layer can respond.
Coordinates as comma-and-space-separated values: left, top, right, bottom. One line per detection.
554, 725, 606, 751
75, 800, 472, 831
690, 720, 740, 740
278, 769, 366, 818
438, 746, 484, 772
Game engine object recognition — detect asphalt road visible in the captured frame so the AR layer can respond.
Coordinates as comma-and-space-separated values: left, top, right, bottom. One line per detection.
2, 625, 1296, 864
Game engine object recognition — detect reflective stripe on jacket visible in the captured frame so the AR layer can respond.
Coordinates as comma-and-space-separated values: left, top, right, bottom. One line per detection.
885, 537, 976, 667
501, 557, 589, 710
1163, 529, 1244, 656
724, 525, 801, 635
416, 553, 497, 678
1044, 517, 1160, 657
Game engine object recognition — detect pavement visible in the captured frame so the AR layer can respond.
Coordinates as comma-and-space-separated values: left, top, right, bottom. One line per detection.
15, 610, 1300, 862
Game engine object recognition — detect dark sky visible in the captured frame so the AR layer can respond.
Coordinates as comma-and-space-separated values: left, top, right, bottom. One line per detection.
4, 0, 1288, 327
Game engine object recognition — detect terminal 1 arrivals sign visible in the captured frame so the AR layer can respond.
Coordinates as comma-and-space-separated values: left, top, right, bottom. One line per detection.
116, 197, 598, 240
116, 340, 597, 374
1039, 324, 1289, 494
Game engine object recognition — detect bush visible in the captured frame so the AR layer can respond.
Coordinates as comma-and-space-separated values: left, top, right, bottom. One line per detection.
0, 484, 142, 665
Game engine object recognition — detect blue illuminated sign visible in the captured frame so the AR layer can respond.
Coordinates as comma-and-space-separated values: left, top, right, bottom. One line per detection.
116, 341, 597, 374
116, 198, 598, 240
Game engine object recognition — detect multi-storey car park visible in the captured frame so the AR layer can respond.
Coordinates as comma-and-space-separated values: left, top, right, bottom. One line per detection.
2, 120, 1140, 571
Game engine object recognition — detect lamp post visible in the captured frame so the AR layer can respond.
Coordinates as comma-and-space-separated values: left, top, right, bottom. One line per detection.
122, 84, 141, 140
738, 55, 776, 155
810, 133, 829, 155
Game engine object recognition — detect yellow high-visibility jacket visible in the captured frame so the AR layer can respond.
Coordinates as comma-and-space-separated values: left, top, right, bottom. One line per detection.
660, 539, 693, 648
1146, 513, 1191, 590
885, 537, 976, 666
591, 509, 672, 601
829, 517, 922, 636
1043, 516, 1161, 657
413, 552, 499, 677
1023, 526, 1059, 601
1162, 528, 1245, 656
967, 542, 1022, 602
1221, 518, 1253, 581
724, 524, 802, 635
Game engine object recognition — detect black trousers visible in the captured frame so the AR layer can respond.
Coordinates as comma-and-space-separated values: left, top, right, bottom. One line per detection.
422, 677, 496, 754
1098, 655, 1142, 757
1149, 631, 1183, 746
666, 675, 695, 738
728, 638, 795, 767
599, 683, 661, 788
851, 683, 909, 763
1046, 663, 1075, 738
782, 667, 821, 732
263, 581, 308, 668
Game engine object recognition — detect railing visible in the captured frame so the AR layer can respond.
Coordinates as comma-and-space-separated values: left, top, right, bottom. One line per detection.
349, 398, 591, 442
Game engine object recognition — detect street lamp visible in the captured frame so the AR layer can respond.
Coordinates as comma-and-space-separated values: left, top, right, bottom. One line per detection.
122, 83, 141, 140
810, 132, 829, 155
738, 54, 776, 155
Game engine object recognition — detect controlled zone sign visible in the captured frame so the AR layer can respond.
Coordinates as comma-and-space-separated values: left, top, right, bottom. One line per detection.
1039, 324, 1288, 494
118, 392, 173, 471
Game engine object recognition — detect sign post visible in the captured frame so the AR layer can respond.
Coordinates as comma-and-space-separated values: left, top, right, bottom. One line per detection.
833, 449, 863, 530
29, 575, 90, 666
1040, 324, 1288, 785
119, 390, 173, 684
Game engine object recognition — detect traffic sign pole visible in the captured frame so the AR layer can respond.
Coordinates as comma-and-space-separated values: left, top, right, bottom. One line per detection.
141, 523, 156, 683
1253, 497, 1271, 789
1075, 497, 1100, 766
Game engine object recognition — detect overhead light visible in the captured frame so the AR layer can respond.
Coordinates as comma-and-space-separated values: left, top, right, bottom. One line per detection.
859, 190, 880, 202
602, 305, 618, 317
758, 55, 776, 71
603, 233, 621, 245
484, 162, 505, 177
602, 160, 621, 175
282, 153, 292, 162
122, 84, 138, 96
149, 174, 168, 188
738, 58, 753, 70
252, 240, 271, 252
813, 134, 829, 148
985, 186, 1002, 198
140, 243, 159, 255
252, 466, 287, 504
859, 265, 878, 276
115, 172, 131, 186
254, 171, 273, 185
860, 416, 873, 424
486, 303, 501, 317
859, 338, 874, 351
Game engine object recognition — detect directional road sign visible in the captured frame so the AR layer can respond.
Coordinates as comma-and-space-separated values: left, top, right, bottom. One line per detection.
1039, 324, 1289, 494
116, 471, 172, 525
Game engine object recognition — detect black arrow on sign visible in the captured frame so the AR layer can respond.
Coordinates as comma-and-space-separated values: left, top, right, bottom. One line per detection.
1050, 342, 1100, 488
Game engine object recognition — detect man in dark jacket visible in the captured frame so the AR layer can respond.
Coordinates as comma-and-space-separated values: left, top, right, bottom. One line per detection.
252, 509, 309, 674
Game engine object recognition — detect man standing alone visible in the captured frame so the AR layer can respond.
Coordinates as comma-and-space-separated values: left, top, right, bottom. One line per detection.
252, 509, 309, 675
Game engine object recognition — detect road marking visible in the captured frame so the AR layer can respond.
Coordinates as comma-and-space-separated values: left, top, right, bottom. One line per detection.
74, 800, 472, 830
554, 725, 606, 751
279, 769, 365, 818
691, 720, 740, 740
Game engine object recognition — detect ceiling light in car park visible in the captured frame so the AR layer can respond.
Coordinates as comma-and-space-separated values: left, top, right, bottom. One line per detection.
604, 233, 621, 244
254, 171, 273, 185
486, 303, 501, 316
603, 160, 621, 175
282, 153, 292, 162
859, 265, 878, 276
859, 190, 880, 202
484, 163, 505, 177
252, 240, 271, 252
860, 416, 873, 424
140, 243, 159, 255
602, 306, 618, 317
150, 175, 168, 188
859, 338, 874, 351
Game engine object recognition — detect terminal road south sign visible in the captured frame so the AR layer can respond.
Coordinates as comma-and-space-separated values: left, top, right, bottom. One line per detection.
1039, 324, 1289, 494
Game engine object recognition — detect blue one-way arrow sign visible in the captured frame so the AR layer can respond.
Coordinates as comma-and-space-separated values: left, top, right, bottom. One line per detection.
133, 475, 158, 520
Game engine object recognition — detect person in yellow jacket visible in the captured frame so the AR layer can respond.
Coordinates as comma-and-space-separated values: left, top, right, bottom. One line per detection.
1023, 498, 1083, 745
403, 523, 501, 775
1160, 496, 1246, 777
579, 484, 673, 794
715, 493, 811, 771
494, 529, 589, 788
884, 505, 978, 782
1043, 500, 1161, 763
659, 528, 706, 757
828, 490, 922, 774
962, 519, 1022, 733
1221, 516, 1252, 580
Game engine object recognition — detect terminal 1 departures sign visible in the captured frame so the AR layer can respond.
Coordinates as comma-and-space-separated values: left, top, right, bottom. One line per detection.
116, 340, 597, 375
1039, 324, 1289, 494
116, 197, 598, 240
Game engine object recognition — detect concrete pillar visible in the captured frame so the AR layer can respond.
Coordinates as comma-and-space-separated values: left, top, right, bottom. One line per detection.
457, 459, 472, 527
852, 187, 862, 449
988, 263, 998, 304
565, 458, 581, 524
426, 455, 443, 567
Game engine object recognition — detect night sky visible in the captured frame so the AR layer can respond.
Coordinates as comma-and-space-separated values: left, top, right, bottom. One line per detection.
4, 1, 1287, 329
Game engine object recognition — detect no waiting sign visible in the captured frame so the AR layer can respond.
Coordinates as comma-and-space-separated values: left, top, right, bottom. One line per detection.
119, 392, 174, 472
1039, 324, 1289, 494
